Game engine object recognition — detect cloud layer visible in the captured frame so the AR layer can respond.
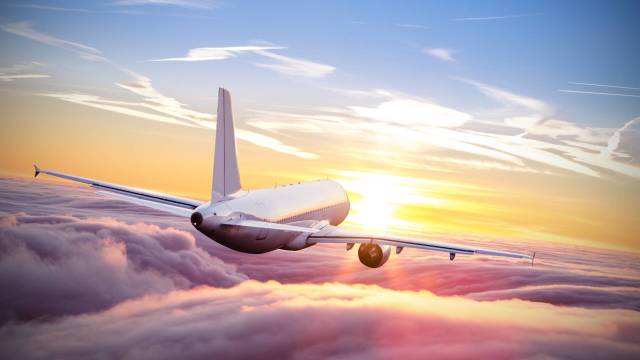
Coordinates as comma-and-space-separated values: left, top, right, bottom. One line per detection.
0, 212, 245, 324
1, 280, 639, 359
1, 177, 639, 358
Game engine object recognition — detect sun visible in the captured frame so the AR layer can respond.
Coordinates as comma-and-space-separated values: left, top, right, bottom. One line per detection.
349, 176, 398, 232
338, 172, 409, 233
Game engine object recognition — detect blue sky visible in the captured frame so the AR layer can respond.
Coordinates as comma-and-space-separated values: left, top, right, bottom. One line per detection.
1, 0, 639, 127
2, 0, 640, 189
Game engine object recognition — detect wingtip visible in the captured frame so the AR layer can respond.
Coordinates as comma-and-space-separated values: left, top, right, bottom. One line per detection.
33, 164, 40, 178
531, 251, 536, 267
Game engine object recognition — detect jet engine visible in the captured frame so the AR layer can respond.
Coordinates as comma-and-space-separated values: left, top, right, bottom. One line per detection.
358, 243, 391, 268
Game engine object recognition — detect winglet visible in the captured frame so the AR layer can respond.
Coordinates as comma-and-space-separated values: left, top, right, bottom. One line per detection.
34, 164, 40, 178
531, 251, 536, 267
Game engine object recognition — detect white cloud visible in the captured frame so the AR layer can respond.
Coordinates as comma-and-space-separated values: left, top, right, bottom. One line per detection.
253, 50, 335, 78
568, 82, 640, 91
601, 117, 640, 158
452, 14, 541, 21
235, 130, 318, 159
456, 78, 551, 114
328, 88, 393, 99
245, 85, 640, 179
6, 4, 96, 13
6, 22, 316, 160
558, 89, 640, 99
113, 0, 217, 9
396, 24, 427, 29
0, 62, 49, 82
42, 92, 194, 127
424, 48, 457, 62
150, 46, 284, 62
350, 98, 471, 128
149, 46, 335, 78
0, 74, 50, 81
1, 22, 105, 61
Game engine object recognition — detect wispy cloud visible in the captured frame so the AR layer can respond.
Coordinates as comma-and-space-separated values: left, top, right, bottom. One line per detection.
0, 74, 50, 81
568, 82, 640, 91
149, 46, 284, 61
113, 0, 218, 9
5, 3, 97, 13
0, 62, 49, 82
350, 98, 471, 128
558, 89, 640, 99
601, 117, 640, 158
455, 77, 551, 114
246, 83, 640, 179
254, 50, 335, 78
423, 48, 457, 62
150, 46, 336, 78
452, 13, 541, 21
5, 22, 316, 159
1, 21, 106, 62
396, 23, 427, 29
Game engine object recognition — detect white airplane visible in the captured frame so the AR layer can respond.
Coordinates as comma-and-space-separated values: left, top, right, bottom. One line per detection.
34, 88, 534, 268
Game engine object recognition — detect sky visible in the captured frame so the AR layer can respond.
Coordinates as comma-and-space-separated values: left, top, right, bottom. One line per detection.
1, 1, 639, 252
0, 2, 640, 357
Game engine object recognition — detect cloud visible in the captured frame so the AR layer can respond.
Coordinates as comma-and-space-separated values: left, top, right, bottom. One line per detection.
1, 280, 639, 359
1, 22, 106, 62
0, 213, 246, 324
149, 46, 336, 78
113, 0, 218, 9
1, 177, 640, 359
4, 22, 316, 159
396, 23, 427, 29
424, 48, 457, 62
452, 13, 542, 21
601, 117, 640, 158
5, 3, 97, 13
244, 83, 640, 178
254, 50, 335, 78
0, 74, 49, 81
568, 82, 640, 91
558, 89, 640, 99
350, 98, 471, 128
0, 63, 49, 82
150, 46, 285, 61
455, 77, 551, 114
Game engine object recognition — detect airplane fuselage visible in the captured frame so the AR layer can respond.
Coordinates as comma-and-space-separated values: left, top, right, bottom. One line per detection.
193, 179, 350, 253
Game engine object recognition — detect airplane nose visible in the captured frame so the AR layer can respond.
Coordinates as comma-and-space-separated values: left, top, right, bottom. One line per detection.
190, 211, 203, 227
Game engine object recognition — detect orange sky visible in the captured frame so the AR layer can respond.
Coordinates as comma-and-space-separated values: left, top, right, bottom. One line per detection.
2, 90, 638, 253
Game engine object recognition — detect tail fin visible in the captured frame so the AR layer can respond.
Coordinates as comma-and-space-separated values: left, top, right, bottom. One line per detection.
212, 87, 242, 201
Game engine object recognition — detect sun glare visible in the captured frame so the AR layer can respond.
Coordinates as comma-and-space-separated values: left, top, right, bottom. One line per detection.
337, 171, 446, 234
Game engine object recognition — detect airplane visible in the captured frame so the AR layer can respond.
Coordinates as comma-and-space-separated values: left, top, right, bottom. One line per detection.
34, 88, 534, 268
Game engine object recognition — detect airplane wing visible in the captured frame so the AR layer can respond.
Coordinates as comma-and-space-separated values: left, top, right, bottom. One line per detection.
307, 225, 534, 262
34, 165, 202, 217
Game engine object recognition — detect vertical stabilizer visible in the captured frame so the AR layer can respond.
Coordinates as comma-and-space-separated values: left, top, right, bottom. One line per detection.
212, 88, 242, 201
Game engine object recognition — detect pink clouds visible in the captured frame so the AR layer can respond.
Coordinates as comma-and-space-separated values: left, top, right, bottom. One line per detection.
1, 177, 639, 358
1, 281, 639, 359
0, 212, 245, 323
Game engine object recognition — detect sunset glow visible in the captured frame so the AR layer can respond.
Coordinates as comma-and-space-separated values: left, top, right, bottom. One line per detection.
1, 1, 639, 359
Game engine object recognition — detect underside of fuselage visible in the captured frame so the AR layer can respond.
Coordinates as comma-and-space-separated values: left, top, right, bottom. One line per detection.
192, 180, 350, 254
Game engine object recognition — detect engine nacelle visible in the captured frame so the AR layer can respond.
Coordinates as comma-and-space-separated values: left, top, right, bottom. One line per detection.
358, 243, 391, 268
